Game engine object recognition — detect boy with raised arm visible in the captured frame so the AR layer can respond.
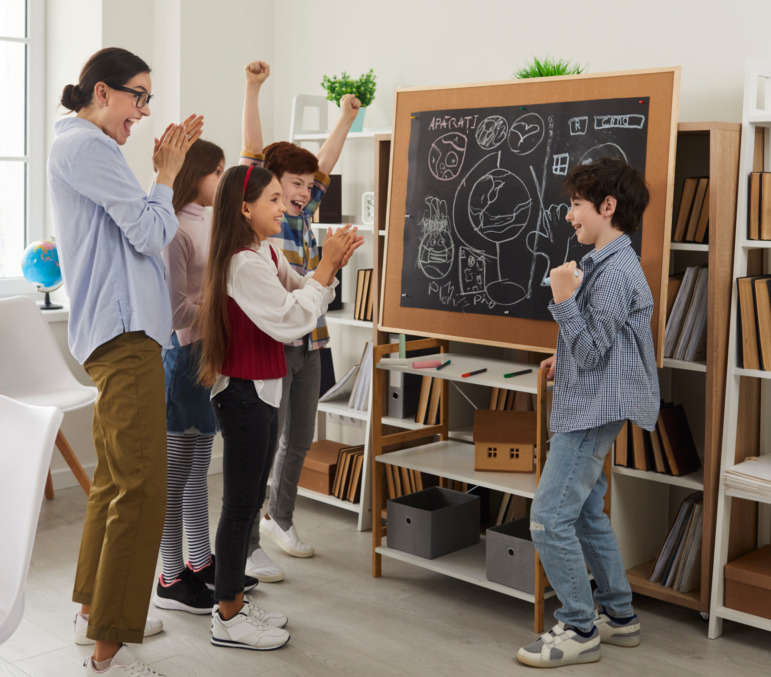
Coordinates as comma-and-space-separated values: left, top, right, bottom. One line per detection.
239, 60, 362, 582
516, 158, 660, 669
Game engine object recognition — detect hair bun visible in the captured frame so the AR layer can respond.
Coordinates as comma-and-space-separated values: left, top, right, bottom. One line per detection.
60, 83, 84, 112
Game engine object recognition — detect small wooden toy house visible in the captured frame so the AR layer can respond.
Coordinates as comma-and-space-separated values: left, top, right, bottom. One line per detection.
473, 409, 537, 473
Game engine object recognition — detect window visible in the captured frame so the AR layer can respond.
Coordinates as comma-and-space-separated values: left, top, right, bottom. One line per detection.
0, 0, 44, 291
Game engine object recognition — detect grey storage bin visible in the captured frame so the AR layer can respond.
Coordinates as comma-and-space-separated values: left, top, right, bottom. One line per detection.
485, 516, 535, 592
387, 486, 480, 559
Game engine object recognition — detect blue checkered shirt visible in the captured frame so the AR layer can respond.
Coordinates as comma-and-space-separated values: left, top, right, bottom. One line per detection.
549, 234, 660, 433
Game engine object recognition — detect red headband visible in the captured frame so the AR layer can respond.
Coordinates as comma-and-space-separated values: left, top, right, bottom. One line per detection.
243, 165, 254, 197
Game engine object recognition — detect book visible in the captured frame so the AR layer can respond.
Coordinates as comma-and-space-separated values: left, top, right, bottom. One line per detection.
674, 266, 708, 362
674, 502, 703, 592
666, 497, 703, 588
648, 424, 669, 474
360, 269, 372, 321
384, 462, 396, 499
488, 387, 500, 409
664, 266, 700, 357
684, 177, 709, 242
346, 450, 365, 502
426, 377, 442, 425
694, 180, 710, 243
496, 493, 512, 526
673, 177, 699, 241
631, 423, 649, 471
762, 172, 771, 240
657, 404, 700, 476
737, 276, 764, 370
649, 491, 703, 583
666, 274, 684, 323
754, 278, 771, 371
348, 341, 373, 410
614, 421, 629, 467
415, 376, 433, 424
318, 347, 336, 398
364, 269, 375, 321
748, 172, 761, 240
354, 269, 367, 320
320, 363, 358, 402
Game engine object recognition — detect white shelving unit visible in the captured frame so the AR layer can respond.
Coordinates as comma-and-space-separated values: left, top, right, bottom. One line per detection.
370, 340, 555, 632
709, 59, 771, 638
288, 95, 391, 531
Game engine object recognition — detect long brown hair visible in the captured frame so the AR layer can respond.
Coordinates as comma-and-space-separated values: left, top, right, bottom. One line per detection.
197, 164, 276, 386
172, 139, 225, 213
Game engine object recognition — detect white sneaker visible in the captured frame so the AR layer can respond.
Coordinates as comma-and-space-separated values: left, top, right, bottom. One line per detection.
516, 622, 601, 668
74, 612, 163, 645
210, 604, 290, 651
245, 547, 286, 582
83, 644, 165, 675
260, 516, 315, 557
243, 598, 288, 628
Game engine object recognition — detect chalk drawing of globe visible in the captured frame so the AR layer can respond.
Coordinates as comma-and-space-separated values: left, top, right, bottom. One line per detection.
467, 168, 532, 243
428, 132, 467, 181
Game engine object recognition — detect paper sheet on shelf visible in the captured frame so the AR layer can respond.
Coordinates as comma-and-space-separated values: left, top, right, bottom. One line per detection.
724, 455, 771, 498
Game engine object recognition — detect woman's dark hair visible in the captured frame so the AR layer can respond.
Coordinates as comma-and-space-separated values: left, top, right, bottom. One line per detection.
60, 47, 150, 113
197, 165, 275, 386
563, 157, 650, 234
172, 139, 226, 213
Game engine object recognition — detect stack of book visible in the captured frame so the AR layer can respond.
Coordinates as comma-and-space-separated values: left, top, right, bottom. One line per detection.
614, 403, 701, 476
672, 176, 710, 243
415, 376, 442, 425
318, 341, 373, 411
736, 275, 771, 370
353, 268, 374, 321
648, 491, 703, 592
724, 454, 771, 499
488, 386, 535, 411
663, 266, 709, 362
383, 464, 423, 500
747, 171, 771, 240
332, 444, 365, 502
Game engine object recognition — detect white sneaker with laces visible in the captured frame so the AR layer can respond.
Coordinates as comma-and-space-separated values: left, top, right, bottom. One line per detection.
74, 612, 163, 645
243, 598, 288, 628
83, 644, 165, 675
245, 547, 285, 582
210, 603, 290, 651
260, 516, 314, 557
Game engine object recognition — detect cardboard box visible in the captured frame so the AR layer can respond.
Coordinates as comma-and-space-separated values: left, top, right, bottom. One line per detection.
724, 544, 771, 620
298, 440, 344, 495
473, 409, 536, 473
485, 517, 535, 592
387, 486, 480, 559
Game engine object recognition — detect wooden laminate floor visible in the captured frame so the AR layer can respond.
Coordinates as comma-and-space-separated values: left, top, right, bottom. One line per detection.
1, 475, 769, 676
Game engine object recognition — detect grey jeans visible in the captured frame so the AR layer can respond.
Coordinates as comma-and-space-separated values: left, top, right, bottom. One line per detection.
249, 344, 320, 550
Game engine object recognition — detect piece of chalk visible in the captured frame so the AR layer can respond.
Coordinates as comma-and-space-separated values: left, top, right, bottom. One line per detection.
412, 360, 442, 369
543, 269, 580, 286
398, 334, 406, 358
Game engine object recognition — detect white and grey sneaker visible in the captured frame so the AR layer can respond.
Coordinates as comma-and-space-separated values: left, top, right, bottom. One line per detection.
595, 608, 641, 647
260, 516, 314, 557
245, 547, 286, 582
83, 644, 165, 675
210, 603, 290, 651
516, 622, 601, 668
74, 612, 163, 645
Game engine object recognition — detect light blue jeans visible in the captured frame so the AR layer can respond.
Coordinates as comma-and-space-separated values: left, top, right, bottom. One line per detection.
530, 420, 634, 633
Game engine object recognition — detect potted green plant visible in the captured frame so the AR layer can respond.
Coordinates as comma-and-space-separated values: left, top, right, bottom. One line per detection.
321, 68, 376, 132
513, 57, 586, 79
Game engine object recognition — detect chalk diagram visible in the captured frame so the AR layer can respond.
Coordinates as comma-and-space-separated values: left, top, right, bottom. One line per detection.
428, 132, 467, 181
403, 98, 649, 320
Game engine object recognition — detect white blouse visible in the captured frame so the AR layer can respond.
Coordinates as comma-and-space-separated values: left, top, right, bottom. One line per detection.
211, 242, 336, 407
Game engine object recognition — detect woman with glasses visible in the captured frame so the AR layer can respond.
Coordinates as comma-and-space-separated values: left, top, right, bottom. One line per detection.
48, 47, 203, 677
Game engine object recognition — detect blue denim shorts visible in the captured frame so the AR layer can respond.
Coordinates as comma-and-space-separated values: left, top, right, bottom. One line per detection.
163, 334, 217, 435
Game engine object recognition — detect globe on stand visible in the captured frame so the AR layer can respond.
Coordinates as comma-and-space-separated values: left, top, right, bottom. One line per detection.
21, 238, 63, 310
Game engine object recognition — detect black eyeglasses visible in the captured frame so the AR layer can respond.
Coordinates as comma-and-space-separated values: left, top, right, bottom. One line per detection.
105, 83, 153, 109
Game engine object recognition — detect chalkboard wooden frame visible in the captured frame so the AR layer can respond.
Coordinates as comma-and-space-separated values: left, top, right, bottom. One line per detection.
379, 67, 680, 362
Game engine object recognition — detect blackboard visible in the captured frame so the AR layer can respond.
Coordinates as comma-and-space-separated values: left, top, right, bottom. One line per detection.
380, 68, 680, 359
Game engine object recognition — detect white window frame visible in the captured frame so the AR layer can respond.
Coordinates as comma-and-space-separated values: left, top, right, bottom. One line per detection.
1, 0, 46, 295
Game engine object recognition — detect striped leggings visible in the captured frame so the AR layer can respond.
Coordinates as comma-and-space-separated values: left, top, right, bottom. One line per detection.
159, 433, 213, 582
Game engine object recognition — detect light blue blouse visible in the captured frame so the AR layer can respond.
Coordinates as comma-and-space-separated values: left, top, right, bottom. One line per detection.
48, 117, 178, 364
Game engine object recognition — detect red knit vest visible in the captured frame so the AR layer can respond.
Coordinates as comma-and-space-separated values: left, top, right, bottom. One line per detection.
220, 246, 287, 381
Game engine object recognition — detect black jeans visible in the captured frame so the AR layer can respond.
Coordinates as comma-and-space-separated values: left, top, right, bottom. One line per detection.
211, 377, 278, 601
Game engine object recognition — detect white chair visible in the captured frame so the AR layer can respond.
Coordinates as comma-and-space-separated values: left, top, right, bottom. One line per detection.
0, 395, 63, 643
0, 295, 97, 498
